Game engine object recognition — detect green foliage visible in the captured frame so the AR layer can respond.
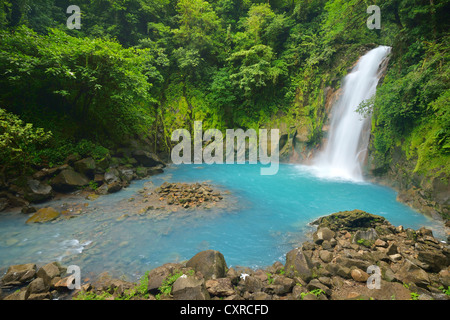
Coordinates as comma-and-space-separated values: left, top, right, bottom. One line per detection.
155, 270, 193, 300
0, 26, 158, 144
438, 286, 450, 296
300, 288, 325, 300
0, 107, 51, 181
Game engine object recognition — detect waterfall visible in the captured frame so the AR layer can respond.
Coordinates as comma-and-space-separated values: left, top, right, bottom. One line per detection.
313, 46, 391, 182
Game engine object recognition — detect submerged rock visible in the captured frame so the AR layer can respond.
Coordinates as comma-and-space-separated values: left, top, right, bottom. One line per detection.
26, 207, 60, 223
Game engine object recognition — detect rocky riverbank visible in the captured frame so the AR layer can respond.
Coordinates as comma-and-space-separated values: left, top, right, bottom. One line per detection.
0, 149, 167, 215
1, 210, 449, 300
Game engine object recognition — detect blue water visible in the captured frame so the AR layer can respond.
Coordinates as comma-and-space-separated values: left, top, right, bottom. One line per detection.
0, 163, 445, 281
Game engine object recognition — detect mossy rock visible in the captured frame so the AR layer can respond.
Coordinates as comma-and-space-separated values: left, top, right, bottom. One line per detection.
312, 210, 387, 232
26, 207, 60, 223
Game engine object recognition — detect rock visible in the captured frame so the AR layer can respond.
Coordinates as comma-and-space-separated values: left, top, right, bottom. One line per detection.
313, 227, 335, 245
4, 288, 29, 300
0, 197, 8, 211
325, 264, 351, 279
351, 268, 370, 282
25, 179, 53, 203
271, 275, 295, 295
389, 254, 402, 263
306, 279, 331, 296
172, 275, 210, 300
107, 181, 123, 194
54, 275, 77, 290
104, 168, 120, 184
27, 277, 50, 294
74, 157, 96, 178
1, 263, 36, 285
375, 239, 387, 247
335, 257, 370, 271
352, 228, 379, 244
147, 263, 182, 293
241, 276, 263, 293
118, 167, 134, 182
395, 259, 430, 288
417, 227, 434, 237
186, 250, 227, 281
417, 250, 449, 273
27, 292, 52, 300
205, 278, 235, 296
319, 250, 334, 263
285, 247, 313, 281
135, 167, 148, 178
438, 268, 450, 287
251, 292, 272, 300
132, 150, 165, 167
36, 262, 64, 286
26, 207, 60, 223
312, 210, 386, 232
51, 169, 89, 192
386, 243, 398, 256
21, 205, 37, 214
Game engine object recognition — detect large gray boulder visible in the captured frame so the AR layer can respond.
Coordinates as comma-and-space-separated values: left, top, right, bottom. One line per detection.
50, 169, 89, 192
24, 179, 53, 203
186, 250, 227, 281
172, 275, 210, 300
284, 247, 313, 281
74, 157, 96, 178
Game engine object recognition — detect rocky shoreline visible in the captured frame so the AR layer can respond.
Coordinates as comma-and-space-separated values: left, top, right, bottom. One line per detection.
1, 210, 449, 300
0, 148, 167, 215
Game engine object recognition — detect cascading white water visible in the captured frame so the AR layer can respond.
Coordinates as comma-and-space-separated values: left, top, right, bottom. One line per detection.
314, 46, 391, 182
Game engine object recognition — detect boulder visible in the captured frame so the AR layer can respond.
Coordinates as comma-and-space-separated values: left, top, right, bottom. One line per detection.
417, 250, 449, 273
36, 262, 64, 286
351, 268, 370, 282
319, 250, 334, 263
27, 277, 50, 294
4, 288, 29, 300
312, 210, 386, 232
241, 276, 263, 293
74, 157, 96, 178
205, 278, 235, 296
352, 228, 379, 244
24, 179, 53, 203
186, 250, 227, 280
313, 227, 335, 245
395, 259, 430, 288
1, 263, 36, 285
172, 275, 210, 300
107, 181, 123, 194
26, 207, 60, 224
104, 168, 120, 184
271, 275, 295, 295
306, 279, 331, 296
118, 167, 134, 182
132, 150, 165, 168
285, 247, 313, 281
51, 169, 89, 192
147, 263, 182, 293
